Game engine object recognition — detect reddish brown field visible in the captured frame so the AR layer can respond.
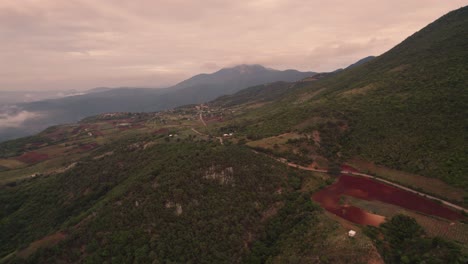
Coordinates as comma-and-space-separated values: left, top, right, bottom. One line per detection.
16, 152, 49, 164
313, 179, 385, 226
79, 143, 99, 151
313, 175, 462, 226
153, 128, 169, 135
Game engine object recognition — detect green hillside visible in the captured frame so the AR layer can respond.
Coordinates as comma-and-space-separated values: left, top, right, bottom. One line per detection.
1, 6, 467, 264
0, 138, 386, 263
215, 6, 468, 189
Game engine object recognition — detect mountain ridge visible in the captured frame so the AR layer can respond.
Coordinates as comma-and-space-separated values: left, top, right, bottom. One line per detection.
0, 7, 467, 263
0, 64, 316, 142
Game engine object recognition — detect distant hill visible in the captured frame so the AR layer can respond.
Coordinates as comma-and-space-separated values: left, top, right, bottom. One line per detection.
0, 65, 315, 142
171, 64, 316, 95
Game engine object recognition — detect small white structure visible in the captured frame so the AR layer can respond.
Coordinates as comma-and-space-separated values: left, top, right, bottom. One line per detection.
348, 230, 356, 237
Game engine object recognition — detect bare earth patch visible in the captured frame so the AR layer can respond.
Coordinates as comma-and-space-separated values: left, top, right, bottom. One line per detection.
246, 132, 303, 152
0, 159, 26, 169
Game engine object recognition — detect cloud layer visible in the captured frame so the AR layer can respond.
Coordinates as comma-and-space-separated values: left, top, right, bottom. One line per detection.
0, 0, 466, 90
0, 106, 40, 128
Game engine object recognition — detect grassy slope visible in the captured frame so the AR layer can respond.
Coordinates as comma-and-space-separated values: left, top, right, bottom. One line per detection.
216, 7, 468, 189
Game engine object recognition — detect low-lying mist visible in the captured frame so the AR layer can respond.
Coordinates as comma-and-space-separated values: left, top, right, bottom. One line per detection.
0, 105, 49, 142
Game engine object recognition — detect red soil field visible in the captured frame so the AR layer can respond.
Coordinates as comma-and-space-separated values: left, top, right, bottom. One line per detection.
313, 175, 462, 226
16, 152, 49, 164
79, 143, 99, 151
153, 128, 169, 135
313, 179, 385, 226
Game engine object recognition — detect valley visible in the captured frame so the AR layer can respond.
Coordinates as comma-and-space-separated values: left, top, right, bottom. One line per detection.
1, 100, 466, 263
1, 5, 467, 264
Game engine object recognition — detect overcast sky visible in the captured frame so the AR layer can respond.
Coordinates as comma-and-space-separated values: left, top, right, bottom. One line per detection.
0, 0, 466, 91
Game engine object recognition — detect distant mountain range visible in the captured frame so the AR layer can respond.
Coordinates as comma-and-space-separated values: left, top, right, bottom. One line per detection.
1, 7, 467, 264
0, 65, 316, 142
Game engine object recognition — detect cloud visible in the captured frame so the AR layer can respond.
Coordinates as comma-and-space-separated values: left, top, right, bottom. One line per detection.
0, 0, 466, 90
0, 109, 41, 128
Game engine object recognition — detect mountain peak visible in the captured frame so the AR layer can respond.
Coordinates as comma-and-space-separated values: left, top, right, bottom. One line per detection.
218, 64, 272, 74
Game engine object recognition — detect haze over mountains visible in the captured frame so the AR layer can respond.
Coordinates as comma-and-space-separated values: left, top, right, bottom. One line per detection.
0, 65, 316, 142
0, 5, 467, 264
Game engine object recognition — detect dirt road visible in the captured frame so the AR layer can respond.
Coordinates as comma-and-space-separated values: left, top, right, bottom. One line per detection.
269, 155, 468, 213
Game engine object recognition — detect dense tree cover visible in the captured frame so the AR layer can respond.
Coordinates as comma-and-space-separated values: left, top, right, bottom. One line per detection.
245, 192, 321, 263
0, 136, 378, 264
364, 215, 467, 264
1, 140, 300, 263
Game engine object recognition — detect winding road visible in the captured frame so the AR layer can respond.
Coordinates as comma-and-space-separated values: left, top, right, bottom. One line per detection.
194, 105, 467, 214
274, 157, 468, 213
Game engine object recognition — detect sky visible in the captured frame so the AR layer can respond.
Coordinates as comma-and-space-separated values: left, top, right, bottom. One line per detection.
0, 0, 466, 91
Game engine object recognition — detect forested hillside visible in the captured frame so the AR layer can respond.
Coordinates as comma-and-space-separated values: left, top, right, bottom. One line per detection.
1, 6, 467, 264
0, 137, 386, 263
213, 6, 468, 189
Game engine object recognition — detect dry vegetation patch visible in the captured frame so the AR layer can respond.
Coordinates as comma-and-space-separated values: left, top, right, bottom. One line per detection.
246, 132, 303, 151
340, 84, 376, 96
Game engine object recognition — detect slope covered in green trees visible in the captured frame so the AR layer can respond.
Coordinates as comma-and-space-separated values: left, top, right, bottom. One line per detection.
1, 6, 467, 264
1, 137, 388, 263
213, 6, 468, 189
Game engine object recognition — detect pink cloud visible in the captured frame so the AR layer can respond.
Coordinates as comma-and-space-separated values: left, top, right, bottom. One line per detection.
0, 0, 466, 90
